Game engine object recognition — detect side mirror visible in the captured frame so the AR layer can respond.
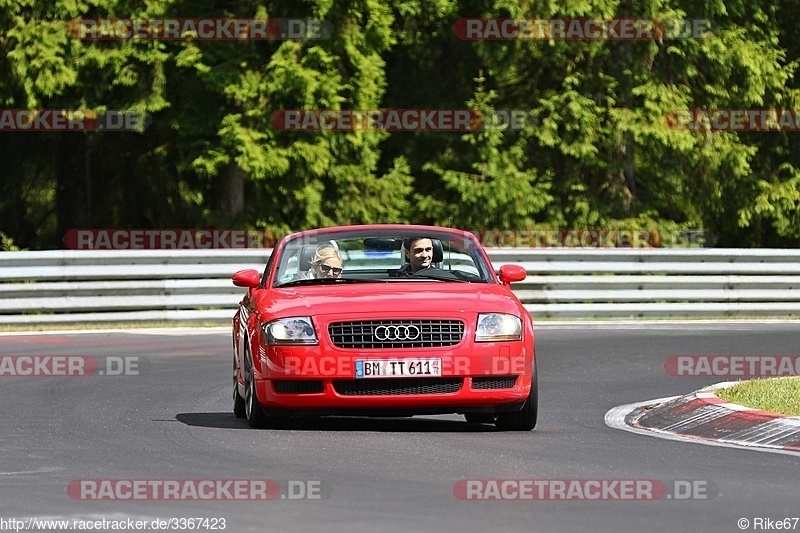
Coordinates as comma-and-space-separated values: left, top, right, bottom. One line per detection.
232, 269, 261, 288
498, 264, 527, 287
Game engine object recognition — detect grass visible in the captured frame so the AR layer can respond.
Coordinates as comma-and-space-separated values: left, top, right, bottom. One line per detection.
715, 377, 800, 416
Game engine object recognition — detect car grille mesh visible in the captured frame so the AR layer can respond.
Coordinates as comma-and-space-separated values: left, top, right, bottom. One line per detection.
333, 378, 462, 396
472, 377, 518, 390
328, 320, 464, 349
273, 380, 324, 394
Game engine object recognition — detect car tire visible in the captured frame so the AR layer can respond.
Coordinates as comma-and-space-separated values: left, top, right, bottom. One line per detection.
233, 360, 246, 418
495, 369, 538, 431
464, 413, 495, 424
243, 345, 270, 428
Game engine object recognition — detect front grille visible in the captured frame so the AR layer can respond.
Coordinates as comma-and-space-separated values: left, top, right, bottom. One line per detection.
273, 380, 324, 394
333, 378, 462, 396
328, 320, 464, 349
472, 376, 518, 390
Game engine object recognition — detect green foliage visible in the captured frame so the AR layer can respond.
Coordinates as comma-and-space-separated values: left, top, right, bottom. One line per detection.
0, 232, 22, 251
418, 77, 552, 228
1, 0, 800, 248
740, 165, 800, 239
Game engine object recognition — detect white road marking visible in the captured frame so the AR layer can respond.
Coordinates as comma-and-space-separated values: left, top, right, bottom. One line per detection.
605, 398, 800, 457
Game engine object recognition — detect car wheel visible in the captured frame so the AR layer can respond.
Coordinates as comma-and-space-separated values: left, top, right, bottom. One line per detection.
233, 360, 246, 418
464, 413, 495, 424
243, 346, 269, 428
495, 369, 538, 431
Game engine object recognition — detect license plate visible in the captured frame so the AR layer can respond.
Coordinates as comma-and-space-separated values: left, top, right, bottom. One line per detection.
355, 358, 442, 378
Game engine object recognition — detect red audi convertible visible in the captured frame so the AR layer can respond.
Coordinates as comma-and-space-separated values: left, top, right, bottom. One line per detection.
231, 225, 537, 430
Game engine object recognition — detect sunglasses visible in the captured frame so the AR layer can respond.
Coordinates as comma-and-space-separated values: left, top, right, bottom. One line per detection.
319, 264, 342, 275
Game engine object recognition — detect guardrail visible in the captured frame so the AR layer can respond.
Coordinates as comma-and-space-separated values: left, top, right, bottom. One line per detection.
489, 249, 800, 318
1, 249, 799, 324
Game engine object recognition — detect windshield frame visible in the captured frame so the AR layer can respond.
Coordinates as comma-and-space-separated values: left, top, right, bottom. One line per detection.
266, 227, 496, 288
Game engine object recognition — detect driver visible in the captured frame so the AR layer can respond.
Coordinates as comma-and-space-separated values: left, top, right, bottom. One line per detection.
397, 237, 433, 276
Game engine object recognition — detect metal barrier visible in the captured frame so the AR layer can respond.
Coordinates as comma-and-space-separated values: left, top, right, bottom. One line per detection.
1, 249, 799, 324
491, 249, 800, 318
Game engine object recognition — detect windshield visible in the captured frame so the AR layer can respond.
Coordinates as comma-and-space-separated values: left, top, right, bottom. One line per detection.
271, 230, 493, 287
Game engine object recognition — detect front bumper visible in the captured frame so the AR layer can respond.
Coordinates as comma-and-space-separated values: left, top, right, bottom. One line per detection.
249, 312, 535, 415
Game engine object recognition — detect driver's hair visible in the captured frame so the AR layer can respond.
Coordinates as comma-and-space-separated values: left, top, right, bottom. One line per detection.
402, 237, 428, 253
311, 246, 341, 266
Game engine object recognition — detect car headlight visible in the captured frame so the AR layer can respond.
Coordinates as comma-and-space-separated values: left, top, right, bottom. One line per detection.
475, 313, 522, 342
262, 317, 318, 345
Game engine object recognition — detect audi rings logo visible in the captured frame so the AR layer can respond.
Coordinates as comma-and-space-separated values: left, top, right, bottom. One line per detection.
373, 325, 421, 341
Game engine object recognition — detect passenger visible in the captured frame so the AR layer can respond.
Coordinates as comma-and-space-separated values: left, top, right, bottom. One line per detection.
308, 246, 343, 279
293, 245, 343, 280
397, 237, 433, 276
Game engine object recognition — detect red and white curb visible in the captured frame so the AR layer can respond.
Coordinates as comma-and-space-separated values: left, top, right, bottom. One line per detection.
605, 381, 800, 455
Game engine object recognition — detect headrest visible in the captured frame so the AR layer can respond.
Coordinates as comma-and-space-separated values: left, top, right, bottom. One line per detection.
299, 245, 317, 272
431, 238, 443, 263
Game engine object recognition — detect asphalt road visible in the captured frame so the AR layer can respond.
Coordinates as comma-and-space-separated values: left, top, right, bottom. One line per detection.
1, 323, 799, 533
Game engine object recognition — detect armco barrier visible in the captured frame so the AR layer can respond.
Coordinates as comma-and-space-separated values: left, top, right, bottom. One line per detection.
490, 248, 800, 318
1, 249, 799, 324
0, 249, 268, 324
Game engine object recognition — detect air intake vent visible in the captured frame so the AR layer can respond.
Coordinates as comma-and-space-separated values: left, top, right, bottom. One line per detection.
273, 380, 324, 394
333, 378, 462, 396
472, 377, 518, 390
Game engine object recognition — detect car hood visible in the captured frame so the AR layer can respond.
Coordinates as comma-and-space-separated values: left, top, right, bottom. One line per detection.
260, 282, 523, 317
